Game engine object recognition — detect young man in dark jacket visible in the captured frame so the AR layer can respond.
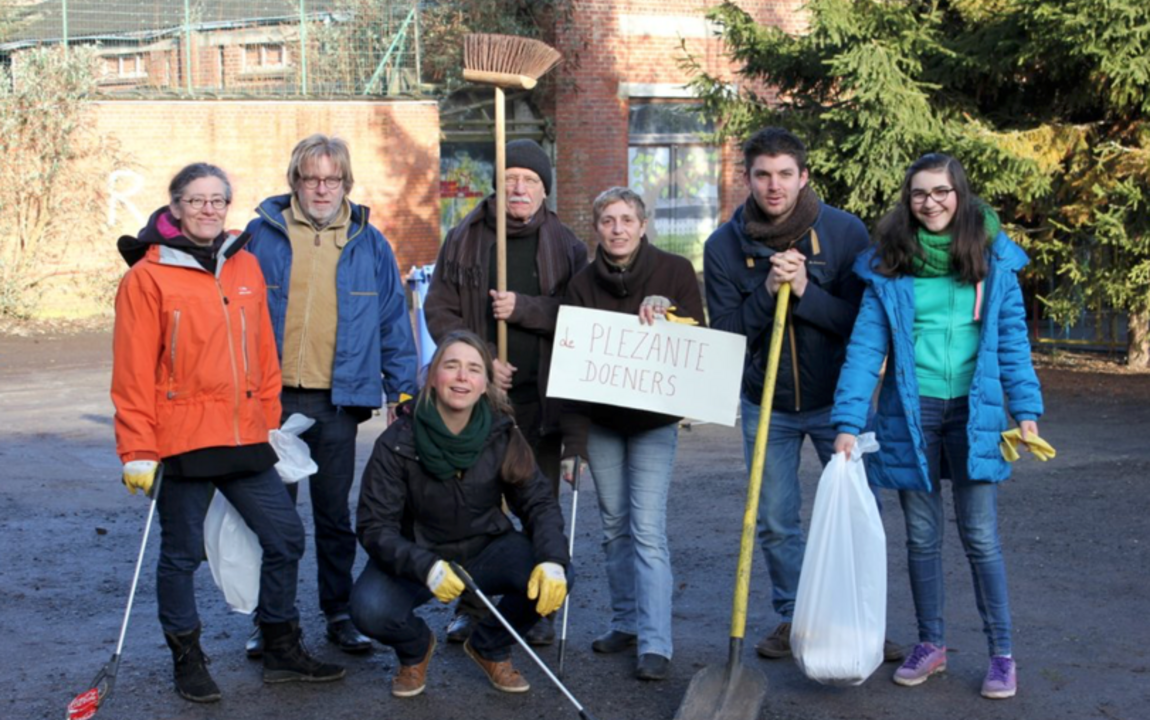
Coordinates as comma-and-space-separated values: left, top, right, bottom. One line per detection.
703, 128, 900, 661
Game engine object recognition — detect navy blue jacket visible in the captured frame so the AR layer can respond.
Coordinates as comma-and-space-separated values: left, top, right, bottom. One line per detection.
704, 202, 870, 412
245, 195, 417, 409
831, 234, 1044, 490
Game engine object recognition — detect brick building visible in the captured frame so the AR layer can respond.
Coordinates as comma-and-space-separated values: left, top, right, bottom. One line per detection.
553, 0, 806, 268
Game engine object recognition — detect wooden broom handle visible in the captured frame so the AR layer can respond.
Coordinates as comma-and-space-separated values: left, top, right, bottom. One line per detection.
495, 85, 508, 364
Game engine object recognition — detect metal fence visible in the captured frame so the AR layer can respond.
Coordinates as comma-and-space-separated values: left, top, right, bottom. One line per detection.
0, 0, 422, 97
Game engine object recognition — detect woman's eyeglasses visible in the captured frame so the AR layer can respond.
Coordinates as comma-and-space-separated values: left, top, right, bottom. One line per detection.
180, 197, 229, 210
910, 187, 954, 205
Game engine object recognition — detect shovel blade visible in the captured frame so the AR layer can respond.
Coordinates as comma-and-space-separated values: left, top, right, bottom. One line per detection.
673, 662, 768, 720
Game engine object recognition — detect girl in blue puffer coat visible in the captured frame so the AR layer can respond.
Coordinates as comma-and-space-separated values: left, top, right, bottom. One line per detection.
831, 153, 1043, 700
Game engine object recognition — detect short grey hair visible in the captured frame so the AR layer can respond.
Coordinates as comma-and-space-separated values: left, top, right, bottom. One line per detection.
592, 186, 648, 225
168, 162, 232, 205
287, 134, 355, 193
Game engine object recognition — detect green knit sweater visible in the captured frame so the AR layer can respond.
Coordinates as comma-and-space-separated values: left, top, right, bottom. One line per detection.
913, 274, 982, 399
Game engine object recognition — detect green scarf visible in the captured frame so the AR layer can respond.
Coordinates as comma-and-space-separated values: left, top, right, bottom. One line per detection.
912, 205, 1001, 278
412, 395, 492, 481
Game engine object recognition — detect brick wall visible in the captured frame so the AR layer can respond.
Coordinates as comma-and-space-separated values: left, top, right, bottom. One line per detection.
94, 100, 441, 272
555, 0, 806, 240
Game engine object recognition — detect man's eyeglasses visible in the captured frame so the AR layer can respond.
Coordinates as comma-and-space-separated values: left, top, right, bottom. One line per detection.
300, 176, 344, 190
910, 186, 955, 205
180, 197, 229, 211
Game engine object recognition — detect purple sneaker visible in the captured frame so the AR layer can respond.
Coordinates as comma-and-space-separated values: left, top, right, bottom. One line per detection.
981, 655, 1017, 699
893, 642, 947, 686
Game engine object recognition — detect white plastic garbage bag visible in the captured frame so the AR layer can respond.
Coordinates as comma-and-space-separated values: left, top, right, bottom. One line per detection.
270, 413, 317, 484
204, 492, 261, 614
791, 432, 886, 686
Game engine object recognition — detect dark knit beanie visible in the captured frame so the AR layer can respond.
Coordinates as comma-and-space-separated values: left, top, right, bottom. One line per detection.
504, 139, 553, 196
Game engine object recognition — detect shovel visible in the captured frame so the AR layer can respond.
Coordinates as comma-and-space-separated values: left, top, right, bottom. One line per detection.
673, 284, 791, 720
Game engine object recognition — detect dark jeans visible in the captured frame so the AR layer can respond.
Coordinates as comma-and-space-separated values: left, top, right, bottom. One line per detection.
350, 532, 540, 663
282, 387, 361, 618
156, 466, 304, 635
900, 395, 1012, 656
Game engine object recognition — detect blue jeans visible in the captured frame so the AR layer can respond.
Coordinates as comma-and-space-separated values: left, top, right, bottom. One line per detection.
899, 396, 1012, 656
740, 397, 836, 621
156, 466, 304, 635
350, 532, 541, 663
282, 388, 361, 618
587, 422, 678, 659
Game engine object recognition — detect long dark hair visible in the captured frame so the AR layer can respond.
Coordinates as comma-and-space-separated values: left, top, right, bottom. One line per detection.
873, 153, 988, 284
419, 330, 537, 485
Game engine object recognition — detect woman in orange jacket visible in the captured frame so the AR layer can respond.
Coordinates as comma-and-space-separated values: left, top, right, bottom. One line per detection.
111, 163, 344, 703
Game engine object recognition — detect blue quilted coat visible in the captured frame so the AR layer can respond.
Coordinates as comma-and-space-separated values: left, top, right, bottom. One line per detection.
831, 233, 1043, 491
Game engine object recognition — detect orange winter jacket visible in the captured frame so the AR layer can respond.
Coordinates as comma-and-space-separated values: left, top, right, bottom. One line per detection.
112, 238, 282, 463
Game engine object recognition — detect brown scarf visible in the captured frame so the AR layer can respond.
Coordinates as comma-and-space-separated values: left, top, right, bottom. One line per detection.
742, 185, 822, 251
440, 195, 567, 291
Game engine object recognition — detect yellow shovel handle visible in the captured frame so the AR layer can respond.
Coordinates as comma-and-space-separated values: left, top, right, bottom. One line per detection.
730, 283, 790, 640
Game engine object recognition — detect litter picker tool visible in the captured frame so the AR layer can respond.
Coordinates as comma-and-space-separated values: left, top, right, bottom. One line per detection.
673, 285, 792, 720
462, 33, 561, 363
557, 455, 583, 679
448, 562, 600, 720
66, 464, 164, 720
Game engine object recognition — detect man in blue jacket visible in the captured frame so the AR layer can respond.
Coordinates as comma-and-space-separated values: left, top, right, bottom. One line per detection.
245, 134, 418, 655
703, 128, 899, 661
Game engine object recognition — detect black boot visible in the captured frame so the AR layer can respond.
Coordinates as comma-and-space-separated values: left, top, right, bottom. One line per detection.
164, 627, 222, 703
261, 620, 347, 684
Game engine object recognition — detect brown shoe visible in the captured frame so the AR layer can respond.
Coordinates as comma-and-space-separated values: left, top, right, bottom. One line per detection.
392, 634, 436, 698
755, 621, 792, 659
463, 639, 530, 693
883, 638, 905, 663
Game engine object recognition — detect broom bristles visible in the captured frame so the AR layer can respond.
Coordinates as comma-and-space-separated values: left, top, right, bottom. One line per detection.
464, 33, 562, 81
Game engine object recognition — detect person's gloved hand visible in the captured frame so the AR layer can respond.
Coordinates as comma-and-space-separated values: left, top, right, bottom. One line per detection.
122, 460, 158, 496
999, 426, 1056, 462
527, 562, 567, 617
426, 560, 465, 603
639, 295, 673, 325
560, 456, 589, 486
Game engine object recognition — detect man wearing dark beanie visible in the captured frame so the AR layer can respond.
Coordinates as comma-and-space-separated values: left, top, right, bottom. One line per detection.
425, 139, 587, 645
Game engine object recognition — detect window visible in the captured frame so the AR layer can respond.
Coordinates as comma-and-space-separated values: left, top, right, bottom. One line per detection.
100, 53, 146, 80
243, 44, 288, 71
628, 102, 718, 270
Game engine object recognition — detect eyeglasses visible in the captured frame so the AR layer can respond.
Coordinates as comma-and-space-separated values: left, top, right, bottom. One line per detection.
180, 197, 229, 210
910, 186, 955, 205
505, 173, 542, 189
300, 176, 344, 190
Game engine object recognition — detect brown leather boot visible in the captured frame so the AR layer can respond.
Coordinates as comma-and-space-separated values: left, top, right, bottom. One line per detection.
463, 639, 529, 693
392, 634, 436, 698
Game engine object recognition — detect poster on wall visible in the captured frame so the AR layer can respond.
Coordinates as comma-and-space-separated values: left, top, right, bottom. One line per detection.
440, 144, 494, 237
546, 306, 746, 426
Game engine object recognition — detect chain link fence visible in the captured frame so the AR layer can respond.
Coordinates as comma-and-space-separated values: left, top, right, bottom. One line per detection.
1, 0, 422, 97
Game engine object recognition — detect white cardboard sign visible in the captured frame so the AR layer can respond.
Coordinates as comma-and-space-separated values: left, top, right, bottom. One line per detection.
546, 306, 746, 426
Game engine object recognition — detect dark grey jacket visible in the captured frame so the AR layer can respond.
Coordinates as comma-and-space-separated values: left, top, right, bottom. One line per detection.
356, 407, 569, 583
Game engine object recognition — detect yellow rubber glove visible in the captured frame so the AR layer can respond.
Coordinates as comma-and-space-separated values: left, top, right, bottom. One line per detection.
527, 562, 567, 617
999, 428, 1057, 462
665, 306, 699, 326
425, 560, 465, 604
122, 460, 159, 496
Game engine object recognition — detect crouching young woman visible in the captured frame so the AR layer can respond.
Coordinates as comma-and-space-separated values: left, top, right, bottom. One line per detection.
351, 330, 571, 697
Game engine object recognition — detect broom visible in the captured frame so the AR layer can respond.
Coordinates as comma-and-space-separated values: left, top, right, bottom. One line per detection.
462, 34, 561, 363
